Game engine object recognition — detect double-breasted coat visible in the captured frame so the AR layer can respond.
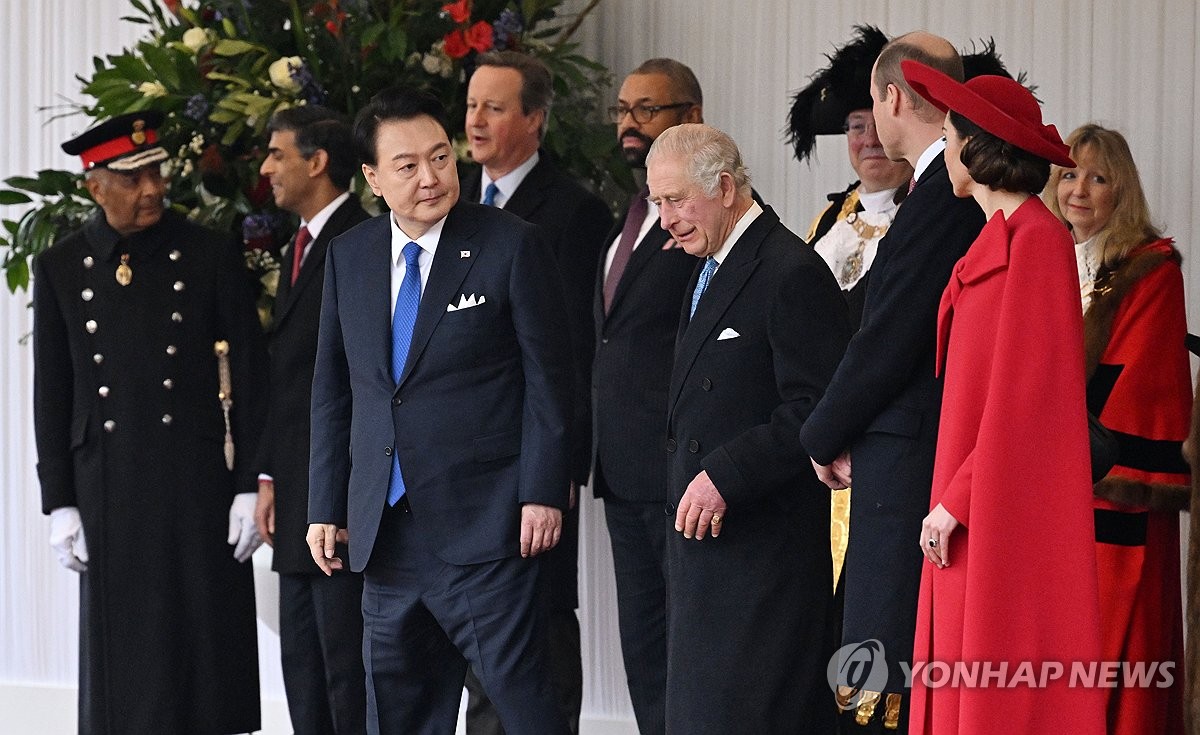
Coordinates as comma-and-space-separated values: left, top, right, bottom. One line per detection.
33, 210, 267, 734
664, 205, 850, 733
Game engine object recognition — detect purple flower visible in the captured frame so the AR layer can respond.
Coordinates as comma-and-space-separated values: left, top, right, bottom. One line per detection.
184, 94, 209, 121
492, 9, 523, 50
241, 213, 275, 243
289, 63, 327, 106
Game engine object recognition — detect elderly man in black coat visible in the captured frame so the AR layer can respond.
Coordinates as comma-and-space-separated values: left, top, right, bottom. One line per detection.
649, 123, 850, 734
34, 111, 267, 734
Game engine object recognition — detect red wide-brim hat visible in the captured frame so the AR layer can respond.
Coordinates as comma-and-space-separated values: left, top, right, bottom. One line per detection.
901, 60, 1074, 167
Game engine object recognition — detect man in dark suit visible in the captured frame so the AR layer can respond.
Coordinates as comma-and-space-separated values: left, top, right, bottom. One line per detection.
590, 57, 700, 735
649, 122, 849, 733
798, 32, 986, 732
254, 106, 370, 735
589, 58, 702, 735
34, 111, 265, 733
459, 50, 612, 735
306, 86, 573, 735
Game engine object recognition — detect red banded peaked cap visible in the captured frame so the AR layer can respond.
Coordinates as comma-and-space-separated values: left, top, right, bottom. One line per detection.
61, 110, 169, 172
901, 60, 1074, 167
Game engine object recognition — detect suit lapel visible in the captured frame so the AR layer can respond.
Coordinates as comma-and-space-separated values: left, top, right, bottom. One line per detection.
501, 157, 551, 220
395, 205, 479, 389
668, 208, 776, 412
275, 199, 358, 325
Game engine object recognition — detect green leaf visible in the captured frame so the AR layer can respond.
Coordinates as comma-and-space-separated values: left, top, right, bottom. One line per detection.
140, 43, 181, 88
0, 191, 33, 205
6, 256, 29, 293
361, 22, 388, 48
221, 119, 247, 146
128, 0, 151, 18
208, 108, 241, 124
222, 18, 238, 39
205, 71, 254, 89
109, 54, 154, 84
386, 29, 408, 60
212, 39, 261, 57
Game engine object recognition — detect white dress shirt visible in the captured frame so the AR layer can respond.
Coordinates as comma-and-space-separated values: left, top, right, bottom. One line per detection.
479, 150, 540, 209
389, 214, 444, 318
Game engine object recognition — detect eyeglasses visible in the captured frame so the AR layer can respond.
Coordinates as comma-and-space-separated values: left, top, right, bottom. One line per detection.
843, 117, 877, 138
607, 102, 694, 125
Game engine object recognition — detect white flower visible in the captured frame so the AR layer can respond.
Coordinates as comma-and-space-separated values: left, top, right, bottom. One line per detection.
180, 159, 194, 177
138, 81, 168, 98
268, 56, 303, 92
182, 27, 209, 53
188, 133, 205, 155
421, 53, 442, 76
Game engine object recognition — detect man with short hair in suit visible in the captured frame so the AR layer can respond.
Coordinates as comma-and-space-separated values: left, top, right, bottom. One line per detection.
591, 58, 702, 735
651, 122, 849, 733
254, 105, 370, 735
798, 31, 986, 733
459, 50, 612, 735
306, 86, 573, 735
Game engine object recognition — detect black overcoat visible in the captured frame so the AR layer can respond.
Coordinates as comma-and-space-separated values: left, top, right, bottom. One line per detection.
664, 206, 850, 733
33, 210, 267, 734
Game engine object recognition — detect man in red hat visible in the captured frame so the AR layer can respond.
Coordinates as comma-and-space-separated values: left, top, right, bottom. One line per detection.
34, 111, 267, 733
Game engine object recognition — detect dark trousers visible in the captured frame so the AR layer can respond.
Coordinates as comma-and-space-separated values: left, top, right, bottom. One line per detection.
279, 571, 367, 735
362, 501, 568, 735
464, 608, 582, 735
603, 494, 669, 735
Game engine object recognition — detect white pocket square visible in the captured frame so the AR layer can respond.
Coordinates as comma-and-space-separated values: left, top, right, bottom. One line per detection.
447, 293, 486, 312
717, 328, 740, 341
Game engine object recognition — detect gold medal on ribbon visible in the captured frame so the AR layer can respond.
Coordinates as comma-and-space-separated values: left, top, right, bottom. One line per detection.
115, 253, 133, 286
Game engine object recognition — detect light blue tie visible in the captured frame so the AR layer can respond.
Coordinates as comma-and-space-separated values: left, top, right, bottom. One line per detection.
482, 182, 500, 207
387, 241, 422, 506
689, 256, 718, 318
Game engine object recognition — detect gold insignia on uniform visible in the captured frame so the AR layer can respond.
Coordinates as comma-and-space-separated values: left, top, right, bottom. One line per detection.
116, 253, 133, 286
130, 119, 147, 146
854, 690, 881, 726
883, 693, 903, 730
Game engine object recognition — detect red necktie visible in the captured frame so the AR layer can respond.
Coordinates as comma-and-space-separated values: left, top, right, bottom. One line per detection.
908, 176, 918, 194
603, 187, 649, 313
291, 226, 311, 286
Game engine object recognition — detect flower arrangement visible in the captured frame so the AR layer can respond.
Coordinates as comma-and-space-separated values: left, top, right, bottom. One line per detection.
1, 0, 623, 306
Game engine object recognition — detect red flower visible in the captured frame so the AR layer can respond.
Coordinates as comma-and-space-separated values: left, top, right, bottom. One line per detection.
443, 30, 470, 59
465, 20, 493, 53
442, 0, 470, 24
245, 174, 272, 209
161, 0, 182, 17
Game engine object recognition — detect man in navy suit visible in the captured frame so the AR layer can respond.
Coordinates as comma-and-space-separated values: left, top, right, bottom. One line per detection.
650, 123, 849, 733
459, 50, 612, 735
799, 32, 985, 732
254, 105, 369, 735
306, 86, 573, 735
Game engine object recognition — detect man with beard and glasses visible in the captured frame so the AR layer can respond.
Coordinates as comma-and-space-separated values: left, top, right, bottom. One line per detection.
590, 58, 702, 735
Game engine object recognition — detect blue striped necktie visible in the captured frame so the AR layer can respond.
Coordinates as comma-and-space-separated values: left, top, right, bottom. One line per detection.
483, 182, 499, 207
689, 256, 718, 318
387, 241, 422, 506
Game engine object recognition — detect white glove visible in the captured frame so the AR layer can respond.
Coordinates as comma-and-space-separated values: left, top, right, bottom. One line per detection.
227, 492, 263, 563
49, 507, 88, 573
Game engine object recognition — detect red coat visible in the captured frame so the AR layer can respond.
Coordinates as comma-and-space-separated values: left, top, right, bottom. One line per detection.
1087, 238, 1189, 735
911, 197, 1105, 734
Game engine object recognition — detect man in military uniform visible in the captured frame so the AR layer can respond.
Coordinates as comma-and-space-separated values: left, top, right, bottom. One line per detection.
34, 111, 267, 734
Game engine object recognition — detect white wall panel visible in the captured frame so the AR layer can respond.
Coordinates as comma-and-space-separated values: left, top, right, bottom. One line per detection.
3, 1, 1197, 730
